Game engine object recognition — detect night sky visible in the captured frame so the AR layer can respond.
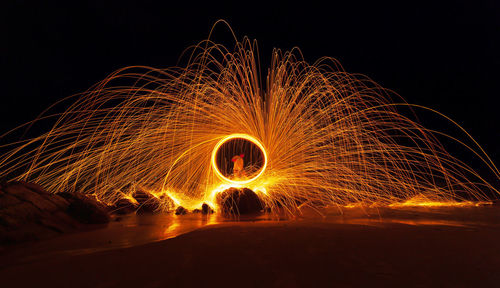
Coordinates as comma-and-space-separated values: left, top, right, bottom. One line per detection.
2, 0, 499, 183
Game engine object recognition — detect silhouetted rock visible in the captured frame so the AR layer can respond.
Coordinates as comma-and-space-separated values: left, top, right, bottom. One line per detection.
58, 192, 110, 224
111, 198, 138, 214
133, 187, 161, 213
158, 194, 176, 212
0, 181, 107, 245
216, 187, 264, 215
175, 206, 187, 215
4, 182, 60, 212
201, 203, 214, 214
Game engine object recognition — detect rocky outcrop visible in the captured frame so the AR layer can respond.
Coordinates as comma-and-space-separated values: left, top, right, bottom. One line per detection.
110, 188, 175, 214
201, 203, 214, 214
111, 197, 138, 214
133, 188, 163, 213
216, 187, 264, 215
0, 181, 110, 245
58, 192, 110, 224
175, 206, 187, 215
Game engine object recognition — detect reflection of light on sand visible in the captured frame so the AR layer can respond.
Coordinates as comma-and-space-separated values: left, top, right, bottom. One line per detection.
163, 214, 219, 239
388, 200, 492, 208
340, 218, 471, 228
36, 214, 225, 258
299, 204, 498, 229
8, 206, 500, 267
163, 221, 180, 238
341, 198, 492, 209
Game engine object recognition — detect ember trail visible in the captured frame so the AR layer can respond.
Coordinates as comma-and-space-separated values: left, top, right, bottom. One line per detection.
0, 35, 498, 215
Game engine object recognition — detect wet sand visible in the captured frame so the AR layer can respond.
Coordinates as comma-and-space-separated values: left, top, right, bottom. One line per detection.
1, 206, 500, 287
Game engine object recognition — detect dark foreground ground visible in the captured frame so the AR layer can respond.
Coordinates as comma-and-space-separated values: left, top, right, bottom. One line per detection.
1, 205, 500, 288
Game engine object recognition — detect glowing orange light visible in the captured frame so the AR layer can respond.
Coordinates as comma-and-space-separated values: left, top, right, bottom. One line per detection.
211, 134, 268, 185
0, 29, 497, 214
388, 198, 492, 208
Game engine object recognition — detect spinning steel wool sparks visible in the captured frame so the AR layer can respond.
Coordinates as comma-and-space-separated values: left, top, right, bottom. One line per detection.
211, 134, 267, 185
0, 33, 498, 214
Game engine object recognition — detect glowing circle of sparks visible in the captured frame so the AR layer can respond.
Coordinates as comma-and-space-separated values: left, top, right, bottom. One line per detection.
211, 134, 268, 185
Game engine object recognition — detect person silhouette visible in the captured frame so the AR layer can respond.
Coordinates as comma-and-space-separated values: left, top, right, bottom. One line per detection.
231, 154, 246, 179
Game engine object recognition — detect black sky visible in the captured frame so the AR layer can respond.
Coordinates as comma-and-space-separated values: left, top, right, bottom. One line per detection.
2, 0, 499, 179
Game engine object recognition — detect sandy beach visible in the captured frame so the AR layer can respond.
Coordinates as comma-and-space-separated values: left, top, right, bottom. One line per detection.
1, 206, 500, 287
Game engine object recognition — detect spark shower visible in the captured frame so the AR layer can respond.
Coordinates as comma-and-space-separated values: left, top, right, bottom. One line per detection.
0, 34, 498, 213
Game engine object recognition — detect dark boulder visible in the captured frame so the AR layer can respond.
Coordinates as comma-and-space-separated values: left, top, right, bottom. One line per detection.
175, 206, 187, 215
158, 194, 176, 212
111, 197, 138, 214
216, 187, 264, 215
58, 192, 110, 224
0, 181, 101, 245
3, 181, 60, 212
132, 188, 162, 213
201, 203, 214, 214
110, 187, 176, 214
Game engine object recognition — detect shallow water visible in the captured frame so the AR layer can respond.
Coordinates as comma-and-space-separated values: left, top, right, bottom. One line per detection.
2, 205, 499, 268
0, 212, 282, 266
